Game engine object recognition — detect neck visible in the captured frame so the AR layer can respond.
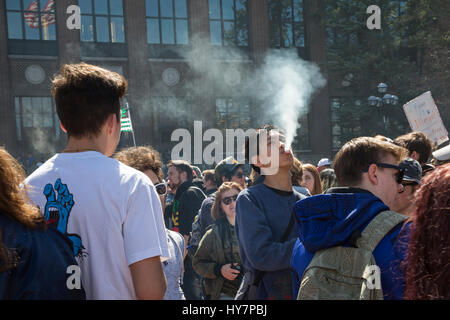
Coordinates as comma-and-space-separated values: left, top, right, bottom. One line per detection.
263, 169, 292, 192
63, 136, 106, 155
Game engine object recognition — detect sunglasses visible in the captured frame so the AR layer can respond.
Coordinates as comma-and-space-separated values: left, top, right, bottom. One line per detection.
362, 163, 404, 184
155, 180, 168, 196
222, 194, 238, 205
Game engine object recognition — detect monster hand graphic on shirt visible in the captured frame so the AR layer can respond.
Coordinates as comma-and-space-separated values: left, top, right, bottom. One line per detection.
43, 178, 85, 258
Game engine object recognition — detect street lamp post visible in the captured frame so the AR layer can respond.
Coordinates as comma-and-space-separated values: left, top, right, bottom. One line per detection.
367, 83, 399, 132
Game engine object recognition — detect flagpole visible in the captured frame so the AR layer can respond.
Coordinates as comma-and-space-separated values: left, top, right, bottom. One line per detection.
129, 108, 136, 148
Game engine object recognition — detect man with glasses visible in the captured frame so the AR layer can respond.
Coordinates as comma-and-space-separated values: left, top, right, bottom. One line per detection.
166, 160, 206, 300
292, 136, 411, 300
392, 158, 422, 216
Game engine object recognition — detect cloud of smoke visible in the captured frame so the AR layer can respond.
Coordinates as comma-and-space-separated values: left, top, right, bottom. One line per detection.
248, 49, 326, 149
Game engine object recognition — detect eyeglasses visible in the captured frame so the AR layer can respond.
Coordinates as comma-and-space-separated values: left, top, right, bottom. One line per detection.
155, 180, 168, 196
362, 163, 404, 184
222, 194, 238, 205
402, 181, 417, 187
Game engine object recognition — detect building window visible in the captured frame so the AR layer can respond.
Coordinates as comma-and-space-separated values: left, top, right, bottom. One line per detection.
14, 97, 61, 141
269, 0, 304, 48
209, 0, 249, 47
6, 0, 56, 40
330, 97, 364, 150
293, 112, 310, 151
79, 0, 125, 43
216, 98, 251, 129
146, 0, 189, 45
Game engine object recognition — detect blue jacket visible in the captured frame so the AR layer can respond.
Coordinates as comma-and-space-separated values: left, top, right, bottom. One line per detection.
0, 213, 86, 300
291, 188, 410, 300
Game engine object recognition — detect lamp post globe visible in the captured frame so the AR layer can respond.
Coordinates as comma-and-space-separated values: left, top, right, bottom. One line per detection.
368, 96, 378, 106
378, 83, 388, 93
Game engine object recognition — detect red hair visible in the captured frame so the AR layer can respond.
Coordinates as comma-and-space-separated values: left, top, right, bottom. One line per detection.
405, 163, 450, 299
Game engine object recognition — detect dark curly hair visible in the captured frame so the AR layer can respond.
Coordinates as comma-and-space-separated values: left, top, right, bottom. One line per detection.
405, 163, 450, 299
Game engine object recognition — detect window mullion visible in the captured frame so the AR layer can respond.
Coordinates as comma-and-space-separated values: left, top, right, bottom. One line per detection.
107, 0, 112, 42
20, 0, 26, 39
38, 6, 43, 40
92, 0, 97, 42
158, 0, 162, 44
172, 0, 176, 44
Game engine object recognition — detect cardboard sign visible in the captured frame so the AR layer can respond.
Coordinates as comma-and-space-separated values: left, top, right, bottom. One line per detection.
403, 91, 449, 146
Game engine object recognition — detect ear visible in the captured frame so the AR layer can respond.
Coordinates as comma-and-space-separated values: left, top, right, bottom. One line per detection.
367, 163, 379, 185
106, 113, 117, 134
59, 121, 67, 133
410, 151, 420, 161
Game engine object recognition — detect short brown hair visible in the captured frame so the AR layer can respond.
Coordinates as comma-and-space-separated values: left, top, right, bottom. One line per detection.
113, 146, 163, 181
334, 136, 407, 186
51, 63, 128, 138
394, 132, 433, 164
167, 160, 193, 181
211, 182, 243, 221
202, 169, 216, 183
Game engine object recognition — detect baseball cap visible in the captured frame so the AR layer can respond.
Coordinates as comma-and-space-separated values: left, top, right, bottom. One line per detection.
317, 158, 331, 167
215, 156, 242, 179
432, 144, 450, 161
399, 158, 422, 185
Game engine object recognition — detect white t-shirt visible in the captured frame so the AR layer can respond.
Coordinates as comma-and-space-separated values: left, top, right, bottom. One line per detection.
25, 151, 170, 300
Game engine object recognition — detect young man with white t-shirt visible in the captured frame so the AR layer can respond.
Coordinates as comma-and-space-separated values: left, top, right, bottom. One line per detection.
25, 63, 169, 300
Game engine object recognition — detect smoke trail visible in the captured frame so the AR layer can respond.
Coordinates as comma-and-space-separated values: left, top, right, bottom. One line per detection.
248, 49, 326, 149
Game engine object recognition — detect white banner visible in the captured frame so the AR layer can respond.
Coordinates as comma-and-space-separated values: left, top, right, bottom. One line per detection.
403, 91, 449, 146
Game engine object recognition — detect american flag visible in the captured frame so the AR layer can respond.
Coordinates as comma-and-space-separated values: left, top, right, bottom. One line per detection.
24, 0, 55, 29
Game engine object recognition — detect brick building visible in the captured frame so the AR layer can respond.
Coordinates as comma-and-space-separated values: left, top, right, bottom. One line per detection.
0, 0, 334, 168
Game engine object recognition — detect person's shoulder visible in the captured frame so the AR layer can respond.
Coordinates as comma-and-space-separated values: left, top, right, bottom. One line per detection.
116, 161, 154, 188
0, 213, 30, 243
24, 156, 57, 183
167, 229, 184, 247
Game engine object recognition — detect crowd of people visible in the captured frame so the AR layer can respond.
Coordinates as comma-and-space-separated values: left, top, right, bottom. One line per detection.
0, 63, 449, 300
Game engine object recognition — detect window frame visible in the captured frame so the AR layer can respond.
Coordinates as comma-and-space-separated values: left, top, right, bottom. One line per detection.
269, 0, 305, 49
5, 0, 57, 41
215, 97, 252, 130
209, 0, 249, 48
14, 96, 61, 142
80, 0, 126, 44
145, 0, 190, 46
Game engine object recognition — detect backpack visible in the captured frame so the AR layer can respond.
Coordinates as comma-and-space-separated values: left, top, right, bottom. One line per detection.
297, 210, 407, 300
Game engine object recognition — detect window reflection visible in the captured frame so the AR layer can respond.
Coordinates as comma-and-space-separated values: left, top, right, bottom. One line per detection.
80, 0, 125, 43
15, 97, 59, 141
216, 98, 251, 130
209, 0, 248, 47
6, 0, 57, 41
145, 0, 189, 45
269, 0, 305, 48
